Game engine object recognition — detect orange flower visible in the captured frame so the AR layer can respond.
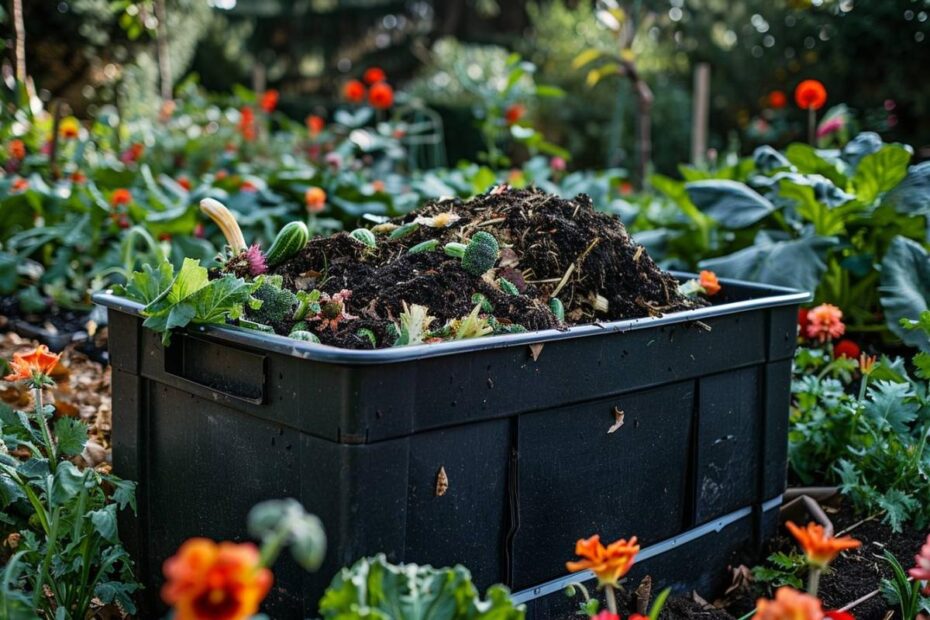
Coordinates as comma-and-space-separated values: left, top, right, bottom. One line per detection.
305, 186, 327, 213
768, 90, 788, 109
805, 303, 845, 342
178, 176, 192, 191
59, 118, 80, 139
9, 139, 25, 160
110, 188, 132, 207
343, 80, 366, 104
565, 534, 639, 587
833, 339, 860, 360
162, 538, 272, 620
368, 82, 394, 110
260, 89, 279, 113
11, 177, 29, 192
699, 270, 721, 296
363, 67, 387, 85
71, 170, 87, 184
794, 80, 827, 111
4, 345, 62, 382
215, 170, 229, 181
505, 103, 526, 125
371, 180, 385, 192
859, 353, 877, 375
755, 586, 824, 620
238, 106, 256, 141
240, 180, 257, 193
306, 115, 325, 136
786, 521, 860, 568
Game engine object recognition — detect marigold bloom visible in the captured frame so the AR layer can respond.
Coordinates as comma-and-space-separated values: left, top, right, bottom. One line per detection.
566, 534, 639, 587
306, 115, 325, 136
755, 587, 824, 620
343, 80, 366, 103
363, 67, 386, 85
768, 90, 787, 109
260, 89, 279, 113
4, 345, 62, 382
162, 538, 272, 620
368, 82, 394, 110
909, 534, 930, 596
111, 188, 133, 207
11, 177, 29, 192
795, 80, 827, 111
9, 139, 25, 160
305, 186, 327, 213
833, 339, 860, 360
59, 118, 80, 139
699, 270, 721, 296
786, 521, 860, 568
505, 103, 526, 125
805, 304, 845, 342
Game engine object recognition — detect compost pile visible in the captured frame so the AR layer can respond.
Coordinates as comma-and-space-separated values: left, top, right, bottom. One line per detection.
271, 186, 702, 349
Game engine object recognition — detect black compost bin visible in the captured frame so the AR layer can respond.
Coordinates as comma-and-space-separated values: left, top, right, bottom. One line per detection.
95, 274, 808, 619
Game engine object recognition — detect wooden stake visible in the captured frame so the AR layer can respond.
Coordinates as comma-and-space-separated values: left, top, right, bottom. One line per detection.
11, 0, 26, 83
691, 63, 710, 165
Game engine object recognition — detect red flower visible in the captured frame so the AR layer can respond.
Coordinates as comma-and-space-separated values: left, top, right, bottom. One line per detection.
824, 612, 855, 620
795, 80, 827, 111
238, 107, 256, 141
110, 188, 132, 207
363, 67, 386, 85
260, 89, 279, 113
71, 170, 87, 184
162, 538, 272, 620
505, 103, 525, 125
833, 339, 860, 360
368, 82, 394, 110
240, 180, 257, 193
306, 115, 325, 136
343, 80, 366, 104
798, 308, 810, 336
768, 90, 788, 109
305, 187, 327, 213
11, 177, 28, 192
9, 139, 25, 160
59, 118, 80, 139
178, 176, 192, 191
805, 304, 845, 342
592, 613, 620, 620
4, 345, 62, 383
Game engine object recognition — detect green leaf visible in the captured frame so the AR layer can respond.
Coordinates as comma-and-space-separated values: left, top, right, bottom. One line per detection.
122, 261, 175, 305
89, 504, 118, 543
885, 161, 930, 216
879, 236, 930, 350
863, 380, 919, 435
51, 461, 87, 504
53, 417, 87, 457
853, 144, 911, 204
685, 180, 775, 228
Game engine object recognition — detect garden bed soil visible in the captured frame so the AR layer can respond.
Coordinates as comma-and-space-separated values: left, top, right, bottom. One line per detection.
271, 187, 702, 349
0, 296, 109, 362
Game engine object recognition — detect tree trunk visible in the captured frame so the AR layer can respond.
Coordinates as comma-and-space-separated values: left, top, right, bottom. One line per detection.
11, 0, 26, 82
154, 0, 172, 101
622, 59, 653, 190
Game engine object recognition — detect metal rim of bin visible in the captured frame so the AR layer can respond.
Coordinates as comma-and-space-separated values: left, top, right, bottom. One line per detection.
93, 272, 811, 365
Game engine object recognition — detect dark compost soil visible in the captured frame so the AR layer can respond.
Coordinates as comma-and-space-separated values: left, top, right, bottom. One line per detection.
271, 187, 702, 349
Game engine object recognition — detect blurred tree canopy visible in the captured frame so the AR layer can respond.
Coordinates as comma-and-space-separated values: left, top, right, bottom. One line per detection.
1, 0, 928, 169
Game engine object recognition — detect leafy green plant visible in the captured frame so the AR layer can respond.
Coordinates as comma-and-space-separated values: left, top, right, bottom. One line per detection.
0, 347, 138, 618
880, 550, 930, 620
319, 554, 524, 619
752, 551, 808, 592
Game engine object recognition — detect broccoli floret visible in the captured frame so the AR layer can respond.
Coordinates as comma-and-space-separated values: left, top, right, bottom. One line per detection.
462, 232, 500, 276
246, 282, 299, 326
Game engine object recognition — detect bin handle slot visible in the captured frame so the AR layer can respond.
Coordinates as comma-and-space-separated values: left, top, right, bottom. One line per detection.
164, 334, 267, 405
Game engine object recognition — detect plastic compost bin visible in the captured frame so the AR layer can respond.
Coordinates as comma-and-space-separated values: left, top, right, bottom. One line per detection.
95, 273, 809, 619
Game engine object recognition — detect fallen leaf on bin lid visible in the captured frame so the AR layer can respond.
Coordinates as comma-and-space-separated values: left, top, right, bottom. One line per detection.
608, 407, 625, 434
435, 466, 449, 497
529, 343, 544, 361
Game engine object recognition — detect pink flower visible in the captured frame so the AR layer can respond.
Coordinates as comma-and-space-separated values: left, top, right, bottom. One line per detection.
805, 304, 845, 342
550, 156, 567, 172
243, 244, 267, 276
910, 534, 930, 596
816, 117, 845, 139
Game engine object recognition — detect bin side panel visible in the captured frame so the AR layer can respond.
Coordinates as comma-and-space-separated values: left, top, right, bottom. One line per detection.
694, 367, 761, 524
761, 360, 793, 500
511, 382, 695, 589
144, 383, 304, 617
768, 306, 801, 361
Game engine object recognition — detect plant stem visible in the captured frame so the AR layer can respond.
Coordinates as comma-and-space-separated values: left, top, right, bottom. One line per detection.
33, 507, 60, 609
34, 387, 57, 472
807, 567, 822, 596
808, 107, 816, 145
605, 584, 619, 614
258, 524, 289, 569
